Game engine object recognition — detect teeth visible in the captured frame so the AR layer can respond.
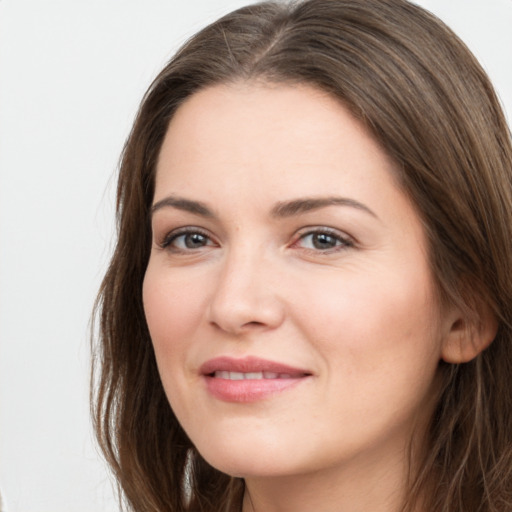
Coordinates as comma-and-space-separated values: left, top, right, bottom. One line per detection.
213, 371, 297, 380
245, 372, 263, 379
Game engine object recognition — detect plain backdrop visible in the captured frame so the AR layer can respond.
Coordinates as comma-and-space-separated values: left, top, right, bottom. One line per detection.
0, 1, 511, 511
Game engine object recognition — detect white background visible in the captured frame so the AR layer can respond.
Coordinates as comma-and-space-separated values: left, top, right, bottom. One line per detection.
1, 1, 511, 511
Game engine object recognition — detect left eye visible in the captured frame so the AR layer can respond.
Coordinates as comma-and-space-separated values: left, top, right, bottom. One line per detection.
296, 230, 351, 251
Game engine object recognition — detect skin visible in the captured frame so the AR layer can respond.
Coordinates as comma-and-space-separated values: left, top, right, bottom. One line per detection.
143, 82, 463, 512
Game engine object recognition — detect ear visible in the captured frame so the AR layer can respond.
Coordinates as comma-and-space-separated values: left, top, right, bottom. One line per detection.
441, 301, 498, 364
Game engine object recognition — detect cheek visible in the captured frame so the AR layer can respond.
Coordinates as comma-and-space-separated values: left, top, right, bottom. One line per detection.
292, 262, 442, 383
142, 264, 211, 426
302, 275, 442, 440
142, 265, 205, 362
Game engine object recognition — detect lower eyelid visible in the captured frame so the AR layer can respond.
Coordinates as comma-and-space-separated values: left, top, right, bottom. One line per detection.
155, 226, 353, 251
294, 229, 353, 248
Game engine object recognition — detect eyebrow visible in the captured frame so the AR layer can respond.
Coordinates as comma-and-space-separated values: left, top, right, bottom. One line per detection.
271, 196, 377, 218
150, 195, 377, 219
151, 196, 214, 217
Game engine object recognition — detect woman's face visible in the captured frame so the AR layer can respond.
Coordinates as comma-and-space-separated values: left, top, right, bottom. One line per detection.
143, 83, 454, 480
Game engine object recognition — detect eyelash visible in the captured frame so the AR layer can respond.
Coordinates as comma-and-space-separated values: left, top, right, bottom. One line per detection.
159, 227, 216, 252
158, 226, 354, 254
293, 227, 354, 253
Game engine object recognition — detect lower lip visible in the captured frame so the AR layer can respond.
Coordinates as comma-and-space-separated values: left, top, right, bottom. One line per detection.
204, 375, 307, 403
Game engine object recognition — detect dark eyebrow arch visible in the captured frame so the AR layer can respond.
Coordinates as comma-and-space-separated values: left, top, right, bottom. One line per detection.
271, 196, 377, 218
151, 196, 214, 217
151, 195, 376, 220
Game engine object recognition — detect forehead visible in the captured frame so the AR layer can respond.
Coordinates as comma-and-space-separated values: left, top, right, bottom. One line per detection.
155, 82, 400, 200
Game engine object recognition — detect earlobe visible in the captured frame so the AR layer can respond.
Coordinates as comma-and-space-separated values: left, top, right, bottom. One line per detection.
441, 303, 498, 364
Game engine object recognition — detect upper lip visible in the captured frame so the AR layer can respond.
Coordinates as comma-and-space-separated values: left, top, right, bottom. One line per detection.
199, 356, 311, 377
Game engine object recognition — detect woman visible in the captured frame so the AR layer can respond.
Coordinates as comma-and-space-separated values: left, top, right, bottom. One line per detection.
92, 0, 512, 511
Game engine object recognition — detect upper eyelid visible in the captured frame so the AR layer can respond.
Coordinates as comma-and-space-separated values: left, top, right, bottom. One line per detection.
158, 226, 215, 248
293, 225, 355, 242
155, 224, 356, 248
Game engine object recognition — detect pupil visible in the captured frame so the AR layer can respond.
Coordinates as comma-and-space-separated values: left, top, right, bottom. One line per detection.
313, 233, 336, 249
185, 233, 206, 248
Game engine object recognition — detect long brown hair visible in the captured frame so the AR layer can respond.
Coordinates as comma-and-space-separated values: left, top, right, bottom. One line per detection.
92, 1, 512, 510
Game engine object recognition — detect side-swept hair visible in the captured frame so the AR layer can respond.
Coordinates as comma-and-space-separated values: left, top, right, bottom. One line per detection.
92, 1, 512, 510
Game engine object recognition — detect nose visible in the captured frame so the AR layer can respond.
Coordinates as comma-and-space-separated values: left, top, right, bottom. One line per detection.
207, 247, 285, 335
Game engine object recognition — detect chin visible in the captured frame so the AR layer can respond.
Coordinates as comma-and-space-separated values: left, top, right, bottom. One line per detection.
192, 433, 303, 478
204, 455, 296, 479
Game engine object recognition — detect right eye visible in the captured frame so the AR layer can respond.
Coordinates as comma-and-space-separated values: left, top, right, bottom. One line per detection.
160, 228, 216, 252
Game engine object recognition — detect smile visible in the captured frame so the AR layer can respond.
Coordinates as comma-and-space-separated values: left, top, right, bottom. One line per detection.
213, 371, 300, 380
200, 357, 312, 402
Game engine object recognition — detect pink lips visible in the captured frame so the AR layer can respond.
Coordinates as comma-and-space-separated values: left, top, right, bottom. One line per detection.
200, 356, 311, 403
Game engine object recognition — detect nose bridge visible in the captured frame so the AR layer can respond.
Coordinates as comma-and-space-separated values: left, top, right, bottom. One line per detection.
208, 239, 284, 333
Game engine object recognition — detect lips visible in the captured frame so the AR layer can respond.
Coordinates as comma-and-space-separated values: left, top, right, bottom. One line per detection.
200, 356, 311, 402
213, 370, 298, 380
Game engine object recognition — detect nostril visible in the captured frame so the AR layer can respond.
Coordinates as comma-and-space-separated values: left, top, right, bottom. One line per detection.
243, 321, 266, 328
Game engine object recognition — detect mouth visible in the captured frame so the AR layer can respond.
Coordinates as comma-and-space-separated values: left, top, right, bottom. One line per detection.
199, 356, 312, 403
212, 370, 303, 380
